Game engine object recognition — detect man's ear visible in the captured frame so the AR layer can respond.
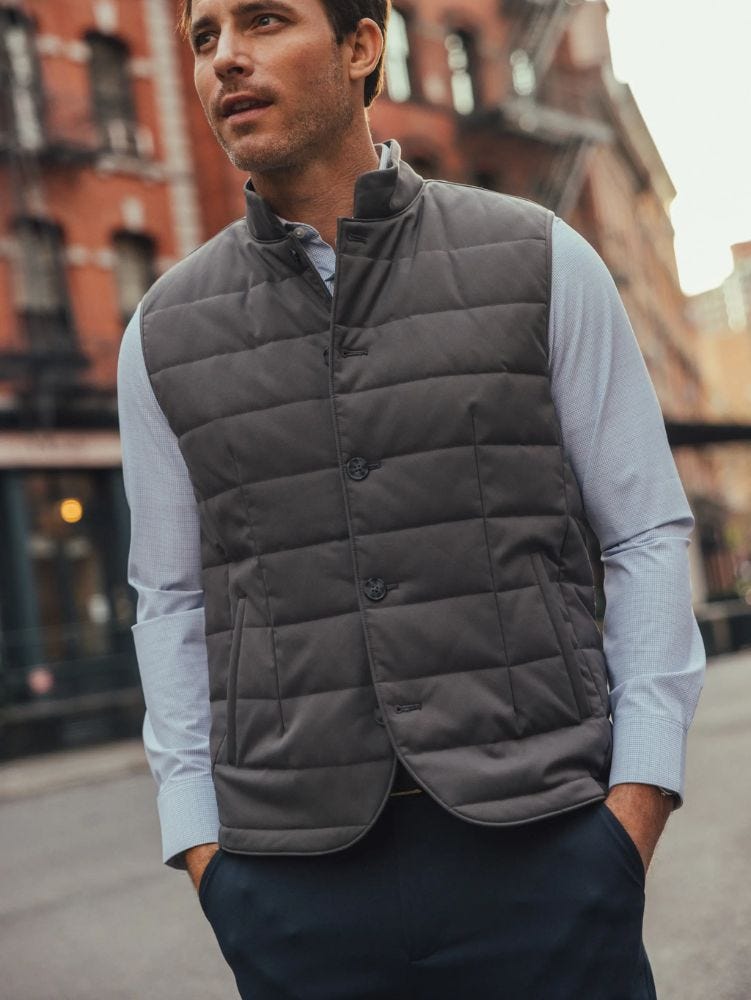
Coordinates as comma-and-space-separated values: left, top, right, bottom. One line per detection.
346, 18, 384, 86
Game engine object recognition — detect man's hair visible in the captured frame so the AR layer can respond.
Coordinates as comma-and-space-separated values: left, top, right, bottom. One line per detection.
178, 1, 390, 108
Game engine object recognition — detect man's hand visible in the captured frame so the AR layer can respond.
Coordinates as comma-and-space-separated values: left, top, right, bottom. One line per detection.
185, 841, 221, 893
604, 782, 674, 876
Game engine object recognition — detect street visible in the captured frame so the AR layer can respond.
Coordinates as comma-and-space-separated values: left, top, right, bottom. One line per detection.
1, 652, 749, 1000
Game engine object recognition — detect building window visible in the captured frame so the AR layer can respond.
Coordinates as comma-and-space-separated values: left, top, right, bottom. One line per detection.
0, 470, 136, 687
113, 233, 156, 325
385, 8, 412, 103
0, 9, 44, 152
510, 49, 536, 97
85, 32, 138, 156
445, 30, 477, 115
14, 219, 74, 353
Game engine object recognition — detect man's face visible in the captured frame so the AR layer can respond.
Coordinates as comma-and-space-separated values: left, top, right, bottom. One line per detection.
190, 0, 356, 174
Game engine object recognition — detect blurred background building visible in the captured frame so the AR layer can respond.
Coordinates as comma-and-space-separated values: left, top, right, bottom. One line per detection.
0, 0, 196, 755
0, 0, 749, 759
689, 242, 751, 623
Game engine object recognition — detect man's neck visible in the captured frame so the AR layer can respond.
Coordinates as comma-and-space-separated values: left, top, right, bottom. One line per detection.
249, 127, 380, 248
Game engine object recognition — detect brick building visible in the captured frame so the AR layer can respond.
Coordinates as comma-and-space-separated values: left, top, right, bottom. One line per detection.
0, 0, 740, 754
0, 0, 202, 753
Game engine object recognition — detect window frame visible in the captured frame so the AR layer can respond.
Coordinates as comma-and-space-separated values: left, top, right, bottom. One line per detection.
0, 8, 45, 152
112, 231, 157, 328
384, 6, 415, 105
13, 217, 76, 354
444, 26, 479, 116
84, 31, 139, 157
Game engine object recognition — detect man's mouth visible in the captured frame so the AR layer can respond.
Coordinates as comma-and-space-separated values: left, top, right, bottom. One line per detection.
221, 94, 273, 120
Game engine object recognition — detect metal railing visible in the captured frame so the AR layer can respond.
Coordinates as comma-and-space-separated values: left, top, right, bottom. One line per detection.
0, 619, 143, 758
504, 0, 573, 79
0, 91, 145, 165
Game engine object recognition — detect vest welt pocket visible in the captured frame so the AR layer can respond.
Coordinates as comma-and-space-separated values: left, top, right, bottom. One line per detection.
225, 596, 247, 767
530, 551, 592, 720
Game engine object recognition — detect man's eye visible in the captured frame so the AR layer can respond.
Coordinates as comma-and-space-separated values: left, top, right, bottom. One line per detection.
193, 31, 213, 51
255, 14, 282, 28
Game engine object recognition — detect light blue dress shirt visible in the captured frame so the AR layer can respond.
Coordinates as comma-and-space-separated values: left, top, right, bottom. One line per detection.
117, 143, 706, 869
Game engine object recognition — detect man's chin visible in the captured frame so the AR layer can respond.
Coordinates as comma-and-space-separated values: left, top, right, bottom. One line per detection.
224, 138, 297, 175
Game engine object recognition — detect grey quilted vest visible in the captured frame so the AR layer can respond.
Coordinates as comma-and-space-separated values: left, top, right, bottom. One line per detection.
140, 140, 613, 855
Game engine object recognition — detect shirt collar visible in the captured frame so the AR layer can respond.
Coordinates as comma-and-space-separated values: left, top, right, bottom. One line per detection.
243, 138, 423, 243
277, 142, 393, 241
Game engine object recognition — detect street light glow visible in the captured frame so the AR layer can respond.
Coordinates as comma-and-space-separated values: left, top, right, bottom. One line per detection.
59, 497, 84, 524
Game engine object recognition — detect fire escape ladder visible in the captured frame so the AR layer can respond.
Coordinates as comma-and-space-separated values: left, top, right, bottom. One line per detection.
533, 134, 590, 214
552, 137, 592, 216
511, 0, 573, 79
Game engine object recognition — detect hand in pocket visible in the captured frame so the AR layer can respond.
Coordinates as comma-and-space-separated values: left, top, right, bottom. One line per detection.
186, 842, 221, 894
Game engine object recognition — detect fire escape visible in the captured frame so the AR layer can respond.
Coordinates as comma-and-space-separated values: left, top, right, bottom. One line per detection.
0, 8, 97, 429
467, 0, 612, 216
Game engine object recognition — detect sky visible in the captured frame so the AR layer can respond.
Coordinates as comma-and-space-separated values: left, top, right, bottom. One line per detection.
605, 0, 751, 295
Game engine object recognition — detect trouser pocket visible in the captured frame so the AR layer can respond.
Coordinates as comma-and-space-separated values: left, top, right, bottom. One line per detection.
198, 847, 226, 913
597, 802, 647, 889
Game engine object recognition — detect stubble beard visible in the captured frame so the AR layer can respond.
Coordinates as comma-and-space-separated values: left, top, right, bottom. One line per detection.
209, 57, 356, 176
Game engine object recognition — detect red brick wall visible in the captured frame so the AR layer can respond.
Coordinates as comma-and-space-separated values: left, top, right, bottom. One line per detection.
0, 0, 179, 393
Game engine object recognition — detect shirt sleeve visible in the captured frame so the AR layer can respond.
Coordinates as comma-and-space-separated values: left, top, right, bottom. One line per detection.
117, 302, 220, 869
548, 216, 707, 807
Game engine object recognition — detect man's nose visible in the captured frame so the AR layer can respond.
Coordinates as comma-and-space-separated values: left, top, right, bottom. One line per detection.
212, 30, 253, 79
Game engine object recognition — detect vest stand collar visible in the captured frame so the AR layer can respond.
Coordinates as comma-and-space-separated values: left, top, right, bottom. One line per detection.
242, 139, 423, 243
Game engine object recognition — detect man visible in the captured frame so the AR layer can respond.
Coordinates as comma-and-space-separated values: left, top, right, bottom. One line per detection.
116, 0, 706, 996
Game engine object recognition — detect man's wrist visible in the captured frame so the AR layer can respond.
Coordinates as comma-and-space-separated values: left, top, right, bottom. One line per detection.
605, 782, 673, 873
608, 781, 675, 812
185, 841, 219, 861
185, 841, 221, 890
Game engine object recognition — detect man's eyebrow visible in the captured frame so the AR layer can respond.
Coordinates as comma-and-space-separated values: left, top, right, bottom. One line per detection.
191, 1, 296, 39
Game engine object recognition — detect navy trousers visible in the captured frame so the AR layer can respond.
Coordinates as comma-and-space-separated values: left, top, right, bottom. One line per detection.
198, 788, 658, 999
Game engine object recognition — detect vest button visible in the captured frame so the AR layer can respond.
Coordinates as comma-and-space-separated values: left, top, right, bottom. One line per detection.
346, 456, 370, 481
364, 577, 387, 601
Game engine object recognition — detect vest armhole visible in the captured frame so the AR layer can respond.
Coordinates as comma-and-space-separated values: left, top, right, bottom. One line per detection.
544, 208, 555, 374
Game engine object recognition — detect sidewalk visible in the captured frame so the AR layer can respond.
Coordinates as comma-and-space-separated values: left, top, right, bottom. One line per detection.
0, 737, 149, 802
0, 650, 749, 998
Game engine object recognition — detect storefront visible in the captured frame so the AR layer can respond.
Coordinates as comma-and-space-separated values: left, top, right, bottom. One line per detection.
0, 431, 142, 758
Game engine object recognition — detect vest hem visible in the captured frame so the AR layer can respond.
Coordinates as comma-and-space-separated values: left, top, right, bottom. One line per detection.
434, 775, 610, 826
215, 775, 610, 855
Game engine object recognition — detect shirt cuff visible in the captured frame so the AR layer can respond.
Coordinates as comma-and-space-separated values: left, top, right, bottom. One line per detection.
608, 712, 687, 809
156, 776, 221, 869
